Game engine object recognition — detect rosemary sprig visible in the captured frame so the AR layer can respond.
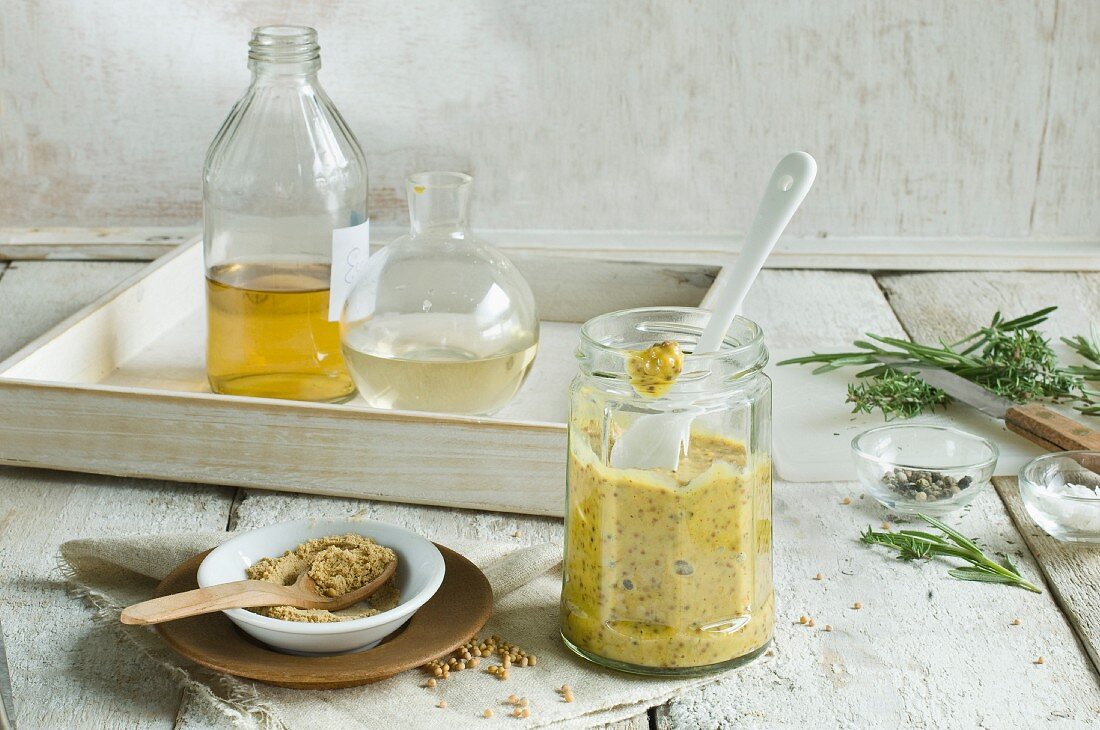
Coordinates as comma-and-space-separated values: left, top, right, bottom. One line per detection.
860, 514, 1041, 593
846, 369, 949, 420
1060, 324, 1100, 415
779, 307, 1094, 419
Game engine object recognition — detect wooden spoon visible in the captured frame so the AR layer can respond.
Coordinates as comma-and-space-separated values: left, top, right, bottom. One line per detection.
120, 559, 397, 626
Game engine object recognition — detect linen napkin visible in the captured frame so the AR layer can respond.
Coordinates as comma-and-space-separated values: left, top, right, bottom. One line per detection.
60, 532, 724, 729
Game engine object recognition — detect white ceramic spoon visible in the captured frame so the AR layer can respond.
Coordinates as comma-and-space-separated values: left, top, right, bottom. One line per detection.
610, 151, 817, 471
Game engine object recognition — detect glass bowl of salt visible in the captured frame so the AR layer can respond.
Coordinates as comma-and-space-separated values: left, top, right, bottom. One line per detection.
1019, 451, 1100, 544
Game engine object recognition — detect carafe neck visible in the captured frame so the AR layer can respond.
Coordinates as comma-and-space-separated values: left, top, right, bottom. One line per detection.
248, 25, 321, 79
407, 172, 472, 236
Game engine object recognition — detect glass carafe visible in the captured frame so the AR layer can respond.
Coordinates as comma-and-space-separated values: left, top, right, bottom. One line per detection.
561, 308, 773, 675
203, 25, 367, 403
341, 172, 539, 416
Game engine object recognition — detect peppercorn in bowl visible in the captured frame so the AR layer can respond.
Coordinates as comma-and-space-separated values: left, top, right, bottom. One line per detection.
851, 424, 997, 516
197, 518, 445, 655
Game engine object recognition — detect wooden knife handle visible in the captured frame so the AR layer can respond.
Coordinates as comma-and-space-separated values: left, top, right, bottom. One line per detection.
1004, 403, 1100, 452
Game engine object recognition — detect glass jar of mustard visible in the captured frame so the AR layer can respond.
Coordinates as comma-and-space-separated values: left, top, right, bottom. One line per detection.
561, 307, 773, 676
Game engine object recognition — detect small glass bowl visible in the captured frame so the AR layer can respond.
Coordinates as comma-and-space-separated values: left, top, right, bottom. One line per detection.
1018, 451, 1100, 543
851, 424, 998, 515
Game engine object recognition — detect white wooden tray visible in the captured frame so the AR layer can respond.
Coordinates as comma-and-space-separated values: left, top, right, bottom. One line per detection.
0, 237, 720, 516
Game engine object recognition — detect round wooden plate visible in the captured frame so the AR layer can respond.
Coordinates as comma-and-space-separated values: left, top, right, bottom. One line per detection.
153, 544, 492, 689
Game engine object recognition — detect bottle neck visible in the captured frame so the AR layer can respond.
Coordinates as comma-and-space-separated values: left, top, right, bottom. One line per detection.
247, 25, 321, 80
407, 172, 473, 236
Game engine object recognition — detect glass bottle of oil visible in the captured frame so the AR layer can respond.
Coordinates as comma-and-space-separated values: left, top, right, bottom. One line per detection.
203, 26, 366, 403
341, 172, 539, 416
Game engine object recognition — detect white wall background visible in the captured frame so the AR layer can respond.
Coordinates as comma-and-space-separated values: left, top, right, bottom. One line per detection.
1, 0, 1097, 243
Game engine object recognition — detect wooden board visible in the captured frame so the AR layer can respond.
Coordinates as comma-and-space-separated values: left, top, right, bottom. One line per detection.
0, 260, 145, 360
993, 476, 1100, 675
0, 227, 197, 261
5, 226, 1100, 272
3, 2, 1099, 246
655, 483, 1100, 728
4, 260, 1100, 728
236, 477, 1100, 728
0, 237, 721, 516
878, 270, 1100, 709
0, 260, 238, 729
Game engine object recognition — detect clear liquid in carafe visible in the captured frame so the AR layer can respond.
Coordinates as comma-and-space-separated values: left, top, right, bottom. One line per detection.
342, 336, 538, 416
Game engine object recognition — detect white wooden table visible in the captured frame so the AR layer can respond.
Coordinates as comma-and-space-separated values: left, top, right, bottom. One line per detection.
1, 244, 1098, 728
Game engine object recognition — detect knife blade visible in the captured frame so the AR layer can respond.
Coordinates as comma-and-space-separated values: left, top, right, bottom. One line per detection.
0, 620, 15, 730
900, 365, 1015, 420
883, 359, 1100, 454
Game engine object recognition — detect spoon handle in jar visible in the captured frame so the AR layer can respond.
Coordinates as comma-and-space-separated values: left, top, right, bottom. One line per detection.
120, 580, 313, 625
696, 151, 817, 354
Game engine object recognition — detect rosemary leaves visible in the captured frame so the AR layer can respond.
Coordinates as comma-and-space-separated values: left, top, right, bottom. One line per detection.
779, 307, 1099, 419
860, 514, 1041, 593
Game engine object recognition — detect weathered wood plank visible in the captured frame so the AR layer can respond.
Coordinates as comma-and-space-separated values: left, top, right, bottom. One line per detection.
0, 261, 236, 728
238, 482, 1100, 728
0, 469, 233, 730
0, 227, 197, 261
876, 271, 1100, 342
5, 226, 1099, 273
5, 2, 1097, 242
741, 269, 908, 348
874, 270, 1100, 726
657, 270, 1099, 727
993, 476, 1100, 675
0, 261, 144, 361
1030, 1, 1100, 238
5, 260, 1095, 729
655, 485, 1098, 728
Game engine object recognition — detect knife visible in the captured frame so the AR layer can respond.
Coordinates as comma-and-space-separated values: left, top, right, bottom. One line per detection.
0, 620, 15, 730
896, 363, 1100, 453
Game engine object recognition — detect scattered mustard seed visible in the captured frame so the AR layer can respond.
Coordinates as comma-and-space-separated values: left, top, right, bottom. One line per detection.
798, 615, 808, 625
824, 624, 833, 632
512, 530, 522, 538
841, 497, 852, 505
483, 709, 494, 718
765, 649, 775, 657
853, 602, 863, 610
425, 678, 437, 688
881, 522, 891, 530
437, 700, 448, 709
1011, 618, 1021, 626
813, 573, 823, 581
808, 618, 816, 627
521, 708, 531, 718
1035, 656, 1045, 665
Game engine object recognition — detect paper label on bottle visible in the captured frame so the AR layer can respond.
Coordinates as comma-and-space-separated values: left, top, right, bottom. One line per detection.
329, 219, 370, 321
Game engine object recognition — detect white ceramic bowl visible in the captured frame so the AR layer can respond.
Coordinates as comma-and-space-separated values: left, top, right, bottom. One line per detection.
196, 518, 445, 655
